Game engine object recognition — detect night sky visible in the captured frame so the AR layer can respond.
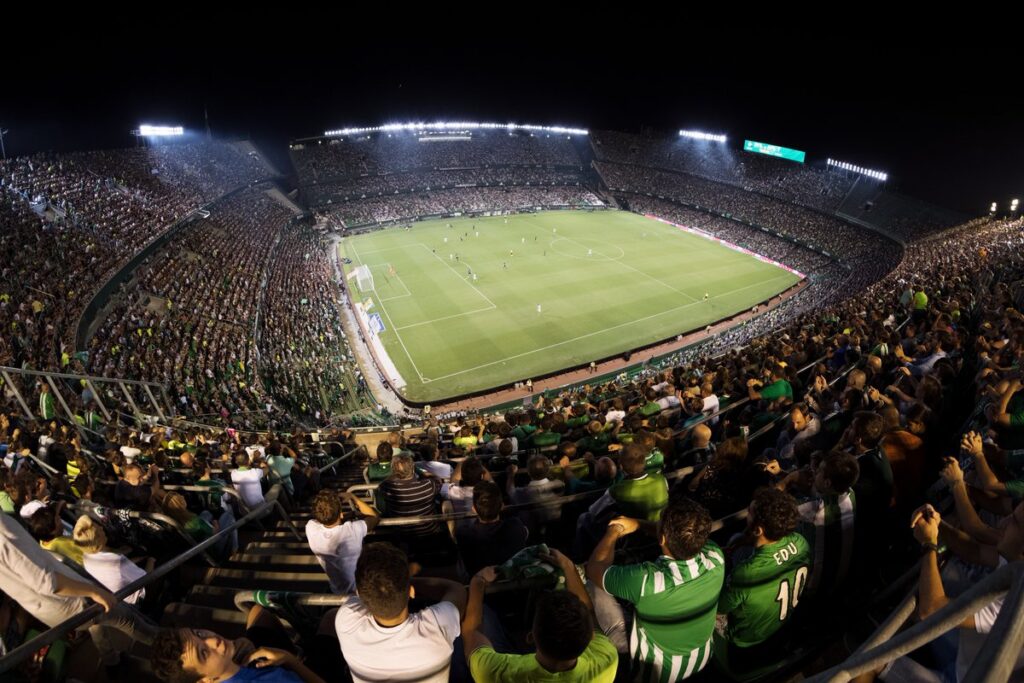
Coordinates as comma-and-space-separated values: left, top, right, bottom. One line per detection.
4, 29, 1020, 216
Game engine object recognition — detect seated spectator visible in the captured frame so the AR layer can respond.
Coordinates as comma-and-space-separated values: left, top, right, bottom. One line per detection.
456, 481, 529, 577
367, 442, 394, 482
716, 488, 809, 670
28, 502, 83, 564
669, 423, 715, 471
306, 490, 379, 594
776, 403, 822, 469
506, 455, 564, 536
151, 603, 329, 683
560, 453, 617, 495
379, 454, 440, 535
782, 451, 859, 599
157, 491, 216, 543
683, 437, 756, 520
583, 444, 670, 535
586, 499, 725, 679
72, 515, 151, 605
335, 542, 466, 683
0, 511, 157, 670
463, 548, 617, 682
441, 456, 487, 517
114, 462, 153, 511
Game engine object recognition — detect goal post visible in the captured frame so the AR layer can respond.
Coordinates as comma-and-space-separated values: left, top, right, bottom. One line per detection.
354, 265, 374, 293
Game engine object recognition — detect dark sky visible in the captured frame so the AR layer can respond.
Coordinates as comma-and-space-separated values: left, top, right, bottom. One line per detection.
4, 29, 1020, 216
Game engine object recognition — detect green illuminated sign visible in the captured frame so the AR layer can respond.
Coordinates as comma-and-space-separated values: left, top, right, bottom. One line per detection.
743, 140, 806, 163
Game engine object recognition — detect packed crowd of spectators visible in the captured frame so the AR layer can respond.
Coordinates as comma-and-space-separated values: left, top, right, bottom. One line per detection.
596, 161, 896, 262
3, 202, 1024, 680
330, 186, 604, 227
0, 143, 270, 372
83, 188, 368, 427
258, 226, 365, 420
304, 167, 587, 207
592, 129, 860, 213
292, 131, 583, 185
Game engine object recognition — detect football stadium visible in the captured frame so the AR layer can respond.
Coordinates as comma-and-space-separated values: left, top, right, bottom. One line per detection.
1, 44, 1023, 683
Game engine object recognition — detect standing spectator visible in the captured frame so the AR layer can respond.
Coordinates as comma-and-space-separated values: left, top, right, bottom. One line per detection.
306, 490, 379, 594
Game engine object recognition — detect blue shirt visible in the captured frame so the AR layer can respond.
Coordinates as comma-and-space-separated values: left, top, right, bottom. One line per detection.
225, 666, 302, 682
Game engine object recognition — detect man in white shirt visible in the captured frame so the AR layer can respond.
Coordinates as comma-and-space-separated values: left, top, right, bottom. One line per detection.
0, 513, 157, 667
335, 543, 467, 683
230, 452, 266, 509
306, 490, 379, 594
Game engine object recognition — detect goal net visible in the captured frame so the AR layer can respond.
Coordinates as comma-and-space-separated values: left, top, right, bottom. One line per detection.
354, 265, 374, 292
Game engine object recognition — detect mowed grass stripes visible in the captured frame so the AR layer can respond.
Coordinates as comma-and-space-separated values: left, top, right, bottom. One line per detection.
340, 210, 799, 402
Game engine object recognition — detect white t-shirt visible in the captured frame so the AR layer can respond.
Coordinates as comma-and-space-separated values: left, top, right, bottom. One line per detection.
230, 468, 265, 509
335, 597, 461, 683
419, 461, 453, 480
83, 551, 147, 604
0, 514, 87, 627
440, 484, 475, 515
305, 519, 368, 594
119, 445, 141, 462
605, 410, 626, 423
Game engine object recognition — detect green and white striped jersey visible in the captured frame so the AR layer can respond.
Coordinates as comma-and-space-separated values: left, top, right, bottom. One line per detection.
603, 542, 725, 682
797, 491, 856, 597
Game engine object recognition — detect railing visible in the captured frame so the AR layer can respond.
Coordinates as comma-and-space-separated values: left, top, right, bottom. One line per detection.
806, 561, 1024, 683
0, 364, 172, 427
0, 497, 282, 674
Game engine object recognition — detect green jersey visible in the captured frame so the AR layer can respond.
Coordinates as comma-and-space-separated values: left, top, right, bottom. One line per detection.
609, 473, 669, 521
603, 543, 726, 682
759, 379, 793, 401
718, 533, 810, 647
470, 633, 617, 682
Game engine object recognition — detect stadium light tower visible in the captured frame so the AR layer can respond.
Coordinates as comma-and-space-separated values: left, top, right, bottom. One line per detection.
0, 126, 7, 160
1012, 198, 1020, 216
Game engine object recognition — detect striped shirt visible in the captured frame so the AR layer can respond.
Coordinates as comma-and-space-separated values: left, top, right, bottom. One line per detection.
380, 477, 439, 535
603, 543, 726, 682
797, 491, 856, 597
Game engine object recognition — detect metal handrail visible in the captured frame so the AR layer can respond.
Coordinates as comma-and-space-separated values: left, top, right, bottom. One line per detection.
0, 497, 280, 674
0, 364, 168, 390
806, 561, 1024, 683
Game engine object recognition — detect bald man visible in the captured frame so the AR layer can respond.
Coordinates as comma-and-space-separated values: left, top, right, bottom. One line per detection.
671, 423, 715, 470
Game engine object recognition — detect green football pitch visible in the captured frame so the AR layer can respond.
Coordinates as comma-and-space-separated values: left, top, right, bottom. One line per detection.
339, 210, 801, 402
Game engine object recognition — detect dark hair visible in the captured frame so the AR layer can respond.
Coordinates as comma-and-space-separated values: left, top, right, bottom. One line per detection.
749, 488, 800, 541
619, 443, 648, 477
354, 543, 410, 619
376, 441, 394, 462
472, 481, 503, 522
820, 451, 860, 493
150, 628, 201, 683
312, 490, 343, 525
660, 498, 712, 560
532, 590, 593, 662
28, 505, 60, 542
527, 455, 550, 481
460, 457, 485, 486
850, 411, 884, 449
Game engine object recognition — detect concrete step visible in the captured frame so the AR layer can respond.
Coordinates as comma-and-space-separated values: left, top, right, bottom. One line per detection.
202, 567, 330, 592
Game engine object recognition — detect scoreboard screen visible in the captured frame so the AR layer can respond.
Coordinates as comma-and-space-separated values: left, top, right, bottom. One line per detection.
743, 140, 806, 163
